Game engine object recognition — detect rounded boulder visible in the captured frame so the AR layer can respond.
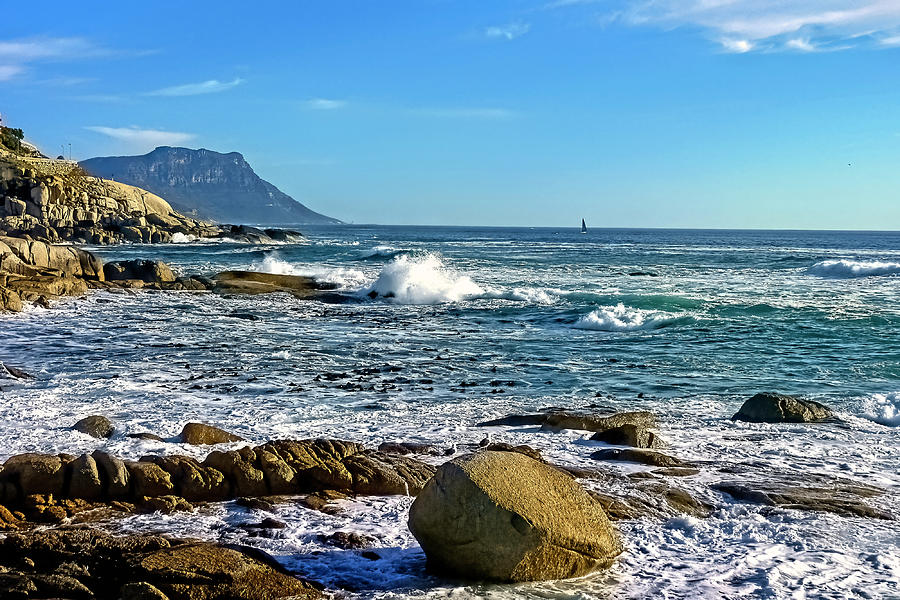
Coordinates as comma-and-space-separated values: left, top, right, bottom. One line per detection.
408, 451, 622, 582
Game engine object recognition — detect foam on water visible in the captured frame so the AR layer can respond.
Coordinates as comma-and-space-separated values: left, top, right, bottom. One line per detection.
573, 303, 690, 331
170, 232, 198, 243
357, 245, 408, 260
363, 253, 485, 304
807, 259, 900, 278
250, 253, 367, 290
860, 392, 900, 427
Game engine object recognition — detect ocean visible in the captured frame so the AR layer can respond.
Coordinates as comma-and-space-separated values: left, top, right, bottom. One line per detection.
1, 225, 899, 599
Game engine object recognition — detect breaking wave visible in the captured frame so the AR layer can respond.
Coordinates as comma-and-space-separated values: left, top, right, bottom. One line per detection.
249, 254, 366, 290
860, 392, 900, 427
807, 260, 900, 278
356, 246, 408, 261
363, 254, 484, 304
573, 303, 691, 331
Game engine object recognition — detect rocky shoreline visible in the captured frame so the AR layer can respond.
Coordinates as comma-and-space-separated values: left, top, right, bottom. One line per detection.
0, 393, 891, 598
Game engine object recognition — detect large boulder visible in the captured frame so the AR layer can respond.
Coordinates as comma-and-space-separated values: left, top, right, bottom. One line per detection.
212, 271, 336, 297
179, 422, 244, 445
731, 393, 833, 423
479, 409, 656, 433
104, 260, 176, 284
72, 415, 114, 438
0, 453, 66, 497
408, 451, 622, 582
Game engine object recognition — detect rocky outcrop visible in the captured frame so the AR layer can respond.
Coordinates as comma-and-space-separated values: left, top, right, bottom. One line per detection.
591, 448, 691, 468
408, 451, 622, 582
590, 424, 664, 449
0, 528, 322, 600
104, 260, 176, 284
0, 438, 435, 507
479, 409, 656, 433
731, 393, 833, 423
212, 271, 338, 297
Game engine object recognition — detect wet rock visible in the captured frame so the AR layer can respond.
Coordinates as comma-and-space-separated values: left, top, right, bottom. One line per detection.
142, 455, 230, 501
1, 453, 65, 497
179, 422, 244, 445
317, 531, 376, 549
139, 495, 194, 514
590, 424, 664, 449
212, 271, 336, 297
68, 453, 103, 500
479, 409, 656, 434
240, 517, 287, 530
91, 450, 130, 497
0, 528, 321, 600
127, 432, 166, 442
104, 260, 176, 284
731, 393, 833, 423
0, 362, 33, 379
653, 467, 701, 477
235, 497, 276, 512
591, 448, 691, 468
483, 442, 543, 462
126, 461, 175, 497
714, 478, 890, 520
72, 414, 114, 438
408, 451, 622, 582
377, 441, 441, 456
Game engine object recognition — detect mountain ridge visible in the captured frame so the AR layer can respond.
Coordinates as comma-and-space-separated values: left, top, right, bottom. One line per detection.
80, 146, 340, 225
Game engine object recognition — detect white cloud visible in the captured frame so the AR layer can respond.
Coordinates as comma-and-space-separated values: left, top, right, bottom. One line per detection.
0, 65, 23, 81
85, 126, 195, 149
720, 38, 754, 53
484, 22, 531, 40
0, 37, 107, 62
147, 78, 245, 97
304, 98, 347, 110
415, 107, 520, 119
554, 1, 900, 52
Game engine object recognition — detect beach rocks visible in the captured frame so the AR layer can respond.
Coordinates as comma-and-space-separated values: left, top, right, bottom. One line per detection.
0, 528, 322, 599
211, 270, 337, 297
479, 409, 657, 434
72, 415, 114, 438
591, 448, 690, 468
0, 362, 33, 379
731, 393, 833, 423
590, 424, 664, 449
179, 422, 244, 445
104, 260, 176, 284
408, 451, 622, 582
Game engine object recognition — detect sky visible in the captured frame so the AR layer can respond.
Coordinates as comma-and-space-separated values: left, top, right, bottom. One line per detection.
2, 0, 900, 229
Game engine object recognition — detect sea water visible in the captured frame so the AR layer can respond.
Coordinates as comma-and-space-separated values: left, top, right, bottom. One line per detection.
1, 226, 898, 599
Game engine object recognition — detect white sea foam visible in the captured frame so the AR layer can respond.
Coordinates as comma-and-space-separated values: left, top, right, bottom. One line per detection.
860, 392, 900, 427
364, 254, 485, 304
573, 303, 688, 331
357, 245, 407, 260
807, 259, 900, 278
252, 254, 301, 275
249, 254, 367, 290
170, 232, 198, 243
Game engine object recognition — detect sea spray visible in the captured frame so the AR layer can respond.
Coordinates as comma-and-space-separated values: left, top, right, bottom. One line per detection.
807, 259, 900, 278
364, 253, 484, 304
573, 303, 690, 331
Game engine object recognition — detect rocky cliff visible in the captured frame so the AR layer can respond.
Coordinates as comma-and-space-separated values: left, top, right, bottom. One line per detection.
80, 146, 341, 225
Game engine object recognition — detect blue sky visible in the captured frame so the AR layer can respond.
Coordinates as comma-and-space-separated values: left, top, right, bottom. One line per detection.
2, 0, 900, 229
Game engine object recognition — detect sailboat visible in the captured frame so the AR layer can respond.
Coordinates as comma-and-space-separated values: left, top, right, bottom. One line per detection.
581, 218, 587, 234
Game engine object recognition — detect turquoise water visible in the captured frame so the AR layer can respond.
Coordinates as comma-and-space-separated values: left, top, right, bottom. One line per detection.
1, 226, 899, 599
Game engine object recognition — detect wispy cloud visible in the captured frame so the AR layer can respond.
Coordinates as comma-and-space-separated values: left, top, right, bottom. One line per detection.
484, 22, 531, 40
85, 126, 195, 149
304, 98, 347, 110
147, 78, 245, 97
414, 107, 520, 119
0, 65, 23, 81
0, 36, 109, 62
551, 1, 900, 53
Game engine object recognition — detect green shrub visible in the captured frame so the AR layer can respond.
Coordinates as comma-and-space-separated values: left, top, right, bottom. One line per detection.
0, 126, 25, 153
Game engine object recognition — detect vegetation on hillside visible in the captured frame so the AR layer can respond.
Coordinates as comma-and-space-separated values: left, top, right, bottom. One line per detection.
0, 126, 25, 154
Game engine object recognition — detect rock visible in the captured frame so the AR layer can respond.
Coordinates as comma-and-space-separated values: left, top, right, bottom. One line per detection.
91, 450, 131, 497
377, 441, 441, 456
1, 453, 65, 497
0, 528, 321, 600
235, 497, 276, 512
590, 424, 664, 449
72, 414, 114, 438
104, 260, 176, 284
591, 448, 690, 468
408, 451, 622, 582
139, 495, 194, 514
142, 455, 230, 501
731, 393, 833, 423
127, 461, 175, 497
317, 531, 377, 549
179, 422, 244, 445
479, 409, 656, 434
212, 271, 336, 297
0, 362, 33, 379
483, 442, 543, 461
713, 476, 890, 520
127, 432, 166, 442
121, 581, 170, 600
68, 453, 103, 500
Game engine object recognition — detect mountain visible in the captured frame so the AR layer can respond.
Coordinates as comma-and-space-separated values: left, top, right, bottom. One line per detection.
80, 147, 340, 225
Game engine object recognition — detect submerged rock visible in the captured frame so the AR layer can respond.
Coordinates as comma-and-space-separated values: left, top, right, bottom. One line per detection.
731, 393, 833, 423
212, 271, 337, 298
590, 424, 664, 449
0, 362, 33, 379
479, 409, 657, 434
72, 415, 114, 439
408, 451, 622, 582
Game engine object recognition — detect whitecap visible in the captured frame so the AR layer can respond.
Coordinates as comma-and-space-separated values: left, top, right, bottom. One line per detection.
363, 253, 484, 304
170, 232, 198, 243
807, 260, 900, 278
573, 303, 689, 331
251, 254, 300, 275
860, 392, 900, 427
356, 245, 407, 261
